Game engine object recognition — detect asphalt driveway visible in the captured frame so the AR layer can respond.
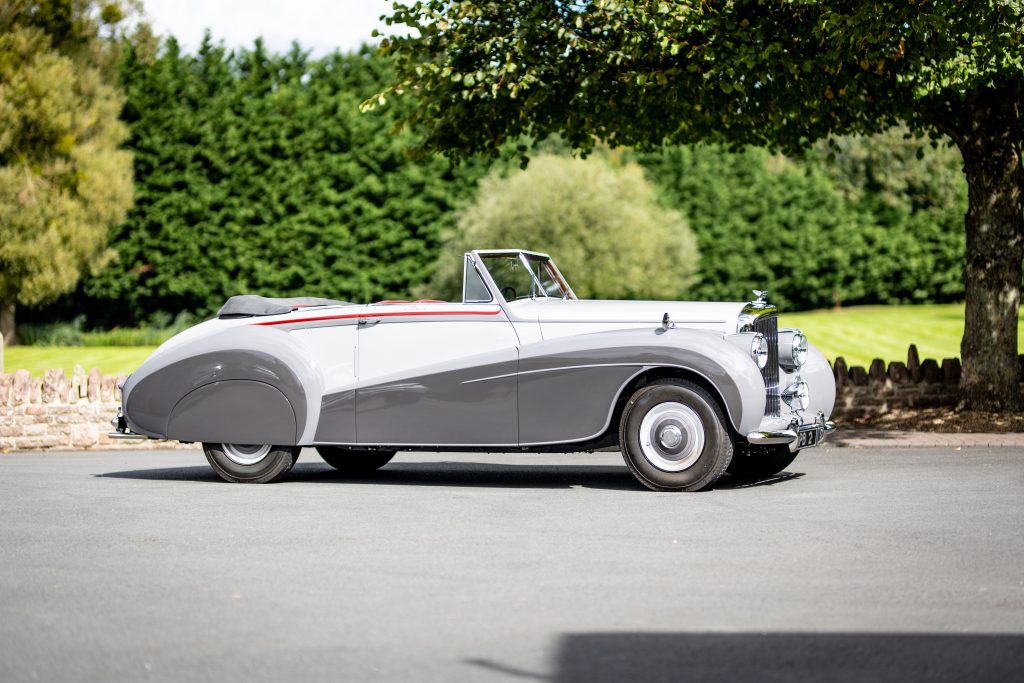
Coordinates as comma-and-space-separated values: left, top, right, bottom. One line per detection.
1, 445, 1022, 682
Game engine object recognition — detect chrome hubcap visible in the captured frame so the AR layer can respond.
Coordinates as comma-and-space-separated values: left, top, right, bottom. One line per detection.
222, 443, 272, 466
659, 424, 683, 449
639, 402, 705, 472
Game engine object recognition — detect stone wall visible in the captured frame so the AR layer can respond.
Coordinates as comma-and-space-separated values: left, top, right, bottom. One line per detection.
831, 345, 1024, 420
0, 367, 192, 452
2, 348, 1021, 451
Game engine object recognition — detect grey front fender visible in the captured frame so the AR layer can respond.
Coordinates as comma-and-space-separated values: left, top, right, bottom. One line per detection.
121, 325, 323, 444
517, 327, 767, 444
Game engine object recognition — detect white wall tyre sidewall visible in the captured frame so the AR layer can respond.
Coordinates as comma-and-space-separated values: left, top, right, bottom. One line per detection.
221, 443, 272, 466
203, 443, 299, 483
637, 402, 706, 472
619, 379, 733, 492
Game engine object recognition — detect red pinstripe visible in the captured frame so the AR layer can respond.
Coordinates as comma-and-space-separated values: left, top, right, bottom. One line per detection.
254, 308, 502, 326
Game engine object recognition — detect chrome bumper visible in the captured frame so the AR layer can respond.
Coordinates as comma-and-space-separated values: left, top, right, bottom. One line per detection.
747, 412, 835, 451
108, 406, 148, 440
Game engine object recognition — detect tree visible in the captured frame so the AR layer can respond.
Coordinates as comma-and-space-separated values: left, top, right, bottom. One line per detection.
638, 145, 873, 310
0, 1, 135, 344
811, 127, 967, 217
421, 154, 699, 300
75, 41, 488, 325
806, 127, 967, 304
637, 139, 966, 309
375, 1, 1024, 411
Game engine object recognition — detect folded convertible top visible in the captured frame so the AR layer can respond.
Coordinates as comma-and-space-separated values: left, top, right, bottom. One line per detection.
217, 295, 352, 319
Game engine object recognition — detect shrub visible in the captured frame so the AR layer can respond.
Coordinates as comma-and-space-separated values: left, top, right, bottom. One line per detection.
420, 155, 700, 301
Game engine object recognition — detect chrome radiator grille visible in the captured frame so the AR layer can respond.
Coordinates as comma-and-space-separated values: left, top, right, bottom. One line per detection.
753, 314, 780, 416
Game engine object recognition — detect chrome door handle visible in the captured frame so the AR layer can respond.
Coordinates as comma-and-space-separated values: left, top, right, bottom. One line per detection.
358, 318, 380, 326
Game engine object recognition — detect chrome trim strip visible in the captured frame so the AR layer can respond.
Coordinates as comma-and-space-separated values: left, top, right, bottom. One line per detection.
475, 248, 552, 259
462, 362, 649, 385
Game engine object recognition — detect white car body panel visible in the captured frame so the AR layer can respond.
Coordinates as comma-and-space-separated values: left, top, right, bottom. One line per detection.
505, 299, 746, 339
291, 325, 358, 395
355, 305, 514, 381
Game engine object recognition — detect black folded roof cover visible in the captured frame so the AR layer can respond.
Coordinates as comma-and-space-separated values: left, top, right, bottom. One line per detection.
218, 295, 351, 319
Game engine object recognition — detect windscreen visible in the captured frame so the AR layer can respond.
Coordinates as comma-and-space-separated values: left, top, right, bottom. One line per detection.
478, 253, 575, 301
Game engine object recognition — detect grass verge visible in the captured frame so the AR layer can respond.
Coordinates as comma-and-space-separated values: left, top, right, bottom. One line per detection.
785, 303, 1023, 368
1, 304, 1020, 377
2, 346, 156, 378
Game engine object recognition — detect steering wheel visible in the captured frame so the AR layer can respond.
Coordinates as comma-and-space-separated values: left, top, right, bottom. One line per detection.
501, 286, 517, 301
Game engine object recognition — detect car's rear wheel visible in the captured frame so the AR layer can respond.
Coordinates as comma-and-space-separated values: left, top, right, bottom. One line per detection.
727, 444, 799, 479
619, 379, 732, 491
203, 443, 300, 483
316, 446, 396, 474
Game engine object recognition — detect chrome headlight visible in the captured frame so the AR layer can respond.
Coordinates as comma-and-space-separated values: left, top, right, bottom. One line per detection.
779, 329, 808, 370
782, 381, 810, 411
751, 334, 769, 369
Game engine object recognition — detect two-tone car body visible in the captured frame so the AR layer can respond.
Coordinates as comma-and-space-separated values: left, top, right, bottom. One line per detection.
113, 249, 835, 490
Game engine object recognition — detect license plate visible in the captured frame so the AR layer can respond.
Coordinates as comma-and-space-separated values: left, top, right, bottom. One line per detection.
798, 427, 821, 448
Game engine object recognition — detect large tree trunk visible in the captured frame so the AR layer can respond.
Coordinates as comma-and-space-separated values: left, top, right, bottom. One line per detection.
0, 302, 15, 347
952, 98, 1024, 412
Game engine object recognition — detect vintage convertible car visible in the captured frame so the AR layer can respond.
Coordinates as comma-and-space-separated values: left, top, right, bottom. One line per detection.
112, 249, 835, 491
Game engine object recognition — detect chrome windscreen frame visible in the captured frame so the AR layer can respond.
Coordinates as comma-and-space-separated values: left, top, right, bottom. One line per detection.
471, 249, 578, 304
461, 254, 495, 304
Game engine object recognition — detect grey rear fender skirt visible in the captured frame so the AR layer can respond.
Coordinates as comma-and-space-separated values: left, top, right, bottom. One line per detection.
166, 380, 297, 445
121, 325, 322, 443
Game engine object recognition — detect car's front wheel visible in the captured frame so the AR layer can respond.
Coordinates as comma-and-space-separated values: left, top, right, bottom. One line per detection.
203, 443, 300, 483
619, 379, 733, 491
316, 446, 396, 474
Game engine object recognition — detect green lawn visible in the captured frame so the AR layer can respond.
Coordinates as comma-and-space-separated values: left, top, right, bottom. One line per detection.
1, 304, 1020, 377
2, 346, 156, 378
785, 303, 1023, 368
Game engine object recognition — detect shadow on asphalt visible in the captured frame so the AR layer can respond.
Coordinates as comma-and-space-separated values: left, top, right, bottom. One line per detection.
96, 462, 643, 490
95, 461, 804, 492
717, 471, 805, 489
295, 462, 645, 491
467, 632, 1024, 682
95, 465, 223, 482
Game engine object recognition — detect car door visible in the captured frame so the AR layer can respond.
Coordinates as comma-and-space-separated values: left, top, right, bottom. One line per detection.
355, 302, 519, 447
